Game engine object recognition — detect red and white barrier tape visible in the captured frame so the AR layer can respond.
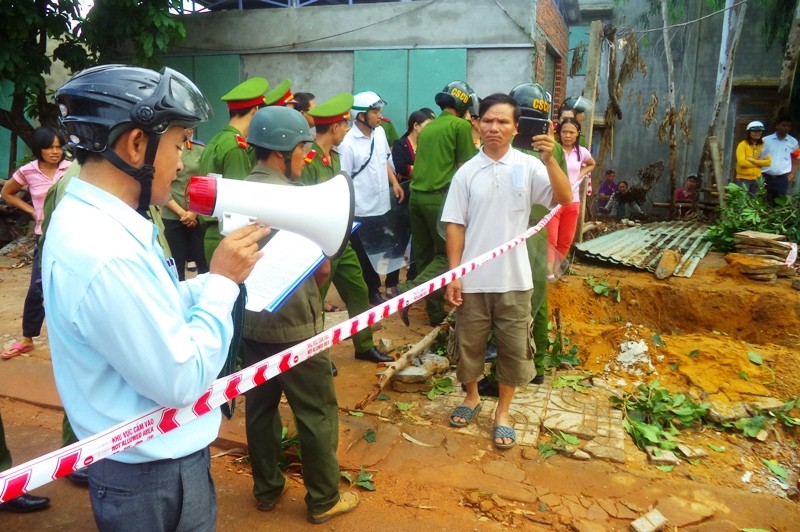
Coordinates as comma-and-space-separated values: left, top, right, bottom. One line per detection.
0, 205, 560, 503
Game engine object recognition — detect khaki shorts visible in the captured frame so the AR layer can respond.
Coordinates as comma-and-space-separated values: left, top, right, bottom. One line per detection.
454, 290, 535, 387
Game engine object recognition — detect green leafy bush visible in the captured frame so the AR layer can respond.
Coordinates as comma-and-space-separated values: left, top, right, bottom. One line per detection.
705, 184, 800, 251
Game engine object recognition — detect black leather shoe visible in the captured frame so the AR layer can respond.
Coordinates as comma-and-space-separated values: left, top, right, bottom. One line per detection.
531, 374, 545, 385
67, 468, 90, 485
331, 362, 338, 377
0, 493, 51, 513
355, 347, 393, 363
369, 293, 387, 307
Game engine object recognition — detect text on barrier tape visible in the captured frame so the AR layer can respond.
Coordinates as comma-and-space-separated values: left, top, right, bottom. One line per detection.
0, 205, 560, 503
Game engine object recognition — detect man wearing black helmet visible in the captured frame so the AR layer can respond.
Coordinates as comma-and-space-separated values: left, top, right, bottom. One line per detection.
398, 81, 479, 327
43, 65, 268, 531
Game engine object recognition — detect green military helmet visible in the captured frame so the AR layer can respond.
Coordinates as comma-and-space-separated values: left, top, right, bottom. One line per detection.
509, 83, 552, 119
434, 80, 478, 118
248, 106, 313, 151
221, 77, 269, 110
308, 93, 354, 125
264, 79, 293, 107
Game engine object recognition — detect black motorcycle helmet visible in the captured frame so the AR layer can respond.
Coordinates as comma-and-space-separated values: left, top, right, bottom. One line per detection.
56, 64, 212, 213
509, 82, 552, 120
434, 80, 478, 118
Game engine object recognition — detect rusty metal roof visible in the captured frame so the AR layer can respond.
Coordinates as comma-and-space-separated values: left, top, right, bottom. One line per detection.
574, 221, 712, 277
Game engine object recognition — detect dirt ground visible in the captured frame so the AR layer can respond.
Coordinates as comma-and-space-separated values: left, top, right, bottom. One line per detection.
1, 245, 799, 531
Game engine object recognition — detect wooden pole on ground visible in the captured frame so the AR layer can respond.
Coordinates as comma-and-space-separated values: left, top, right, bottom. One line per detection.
354, 321, 451, 411
708, 136, 726, 208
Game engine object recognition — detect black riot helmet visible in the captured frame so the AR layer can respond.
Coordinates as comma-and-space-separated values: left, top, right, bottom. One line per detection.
434, 80, 479, 118
509, 83, 552, 120
56, 64, 212, 212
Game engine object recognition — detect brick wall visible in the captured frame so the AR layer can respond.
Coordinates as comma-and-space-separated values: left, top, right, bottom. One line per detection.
536, 0, 569, 107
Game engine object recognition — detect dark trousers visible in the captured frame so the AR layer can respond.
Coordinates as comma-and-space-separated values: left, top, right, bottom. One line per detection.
321, 244, 374, 353
399, 190, 449, 325
242, 339, 340, 514
0, 410, 11, 472
350, 218, 382, 298
22, 241, 45, 339
163, 220, 209, 281
88, 448, 216, 532
764, 173, 790, 204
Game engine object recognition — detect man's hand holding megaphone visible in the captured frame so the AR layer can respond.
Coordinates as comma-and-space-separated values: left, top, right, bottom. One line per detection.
209, 224, 271, 285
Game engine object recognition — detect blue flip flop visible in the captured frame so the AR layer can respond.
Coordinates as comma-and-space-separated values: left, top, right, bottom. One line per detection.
449, 403, 482, 427
493, 425, 516, 449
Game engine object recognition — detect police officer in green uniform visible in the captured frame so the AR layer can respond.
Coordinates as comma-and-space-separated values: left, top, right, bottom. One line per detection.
511, 82, 567, 383
380, 116, 399, 147
264, 79, 293, 107
241, 106, 359, 524
300, 93, 392, 364
398, 80, 479, 326
163, 130, 208, 280
199, 76, 269, 261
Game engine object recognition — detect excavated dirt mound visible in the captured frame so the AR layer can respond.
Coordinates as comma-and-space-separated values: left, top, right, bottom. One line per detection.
551, 253, 800, 405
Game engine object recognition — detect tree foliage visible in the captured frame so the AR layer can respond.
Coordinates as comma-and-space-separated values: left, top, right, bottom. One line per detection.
0, 0, 185, 156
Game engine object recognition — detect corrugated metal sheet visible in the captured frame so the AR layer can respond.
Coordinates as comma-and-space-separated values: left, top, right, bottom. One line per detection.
574, 221, 713, 277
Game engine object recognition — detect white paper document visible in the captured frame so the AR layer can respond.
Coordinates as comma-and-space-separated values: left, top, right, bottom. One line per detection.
244, 230, 324, 313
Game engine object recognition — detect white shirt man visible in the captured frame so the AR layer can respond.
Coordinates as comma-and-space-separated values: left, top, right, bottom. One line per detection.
762, 116, 799, 197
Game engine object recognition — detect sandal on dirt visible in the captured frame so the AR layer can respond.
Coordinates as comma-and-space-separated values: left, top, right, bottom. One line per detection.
449, 403, 481, 428
493, 425, 516, 449
2, 341, 34, 360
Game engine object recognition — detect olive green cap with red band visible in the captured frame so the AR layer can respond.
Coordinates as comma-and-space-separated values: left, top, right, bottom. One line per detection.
308, 93, 354, 126
221, 77, 269, 110
265, 79, 293, 107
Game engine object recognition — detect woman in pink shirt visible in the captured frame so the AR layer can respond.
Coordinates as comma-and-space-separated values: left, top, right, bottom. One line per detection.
1, 127, 69, 359
545, 118, 595, 278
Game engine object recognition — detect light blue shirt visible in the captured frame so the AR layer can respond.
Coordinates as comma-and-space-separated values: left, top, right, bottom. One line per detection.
42, 178, 240, 464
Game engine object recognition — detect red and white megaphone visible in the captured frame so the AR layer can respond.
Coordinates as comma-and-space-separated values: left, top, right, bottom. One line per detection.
187, 172, 355, 259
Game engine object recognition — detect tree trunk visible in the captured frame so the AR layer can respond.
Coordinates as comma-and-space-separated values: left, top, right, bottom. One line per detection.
576, 20, 602, 243
661, 0, 677, 216
696, 0, 746, 206
775, 0, 800, 119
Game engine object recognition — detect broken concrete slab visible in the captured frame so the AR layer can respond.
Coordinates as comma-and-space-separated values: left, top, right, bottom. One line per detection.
677, 444, 709, 459
746, 396, 789, 414
645, 446, 681, 466
630, 508, 667, 532
378, 337, 393, 354
417, 353, 449, 374
584, 438, 626, 464
393, 365, 430, 384
706, 401, 749, 423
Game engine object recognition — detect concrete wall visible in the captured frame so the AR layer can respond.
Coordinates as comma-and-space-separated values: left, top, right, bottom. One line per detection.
566, 1, 784, 209
171, 0, 566, 128
175, 0, 537, 54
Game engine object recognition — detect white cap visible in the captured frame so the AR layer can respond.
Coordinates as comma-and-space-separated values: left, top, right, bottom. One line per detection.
746, 120, 765, 131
